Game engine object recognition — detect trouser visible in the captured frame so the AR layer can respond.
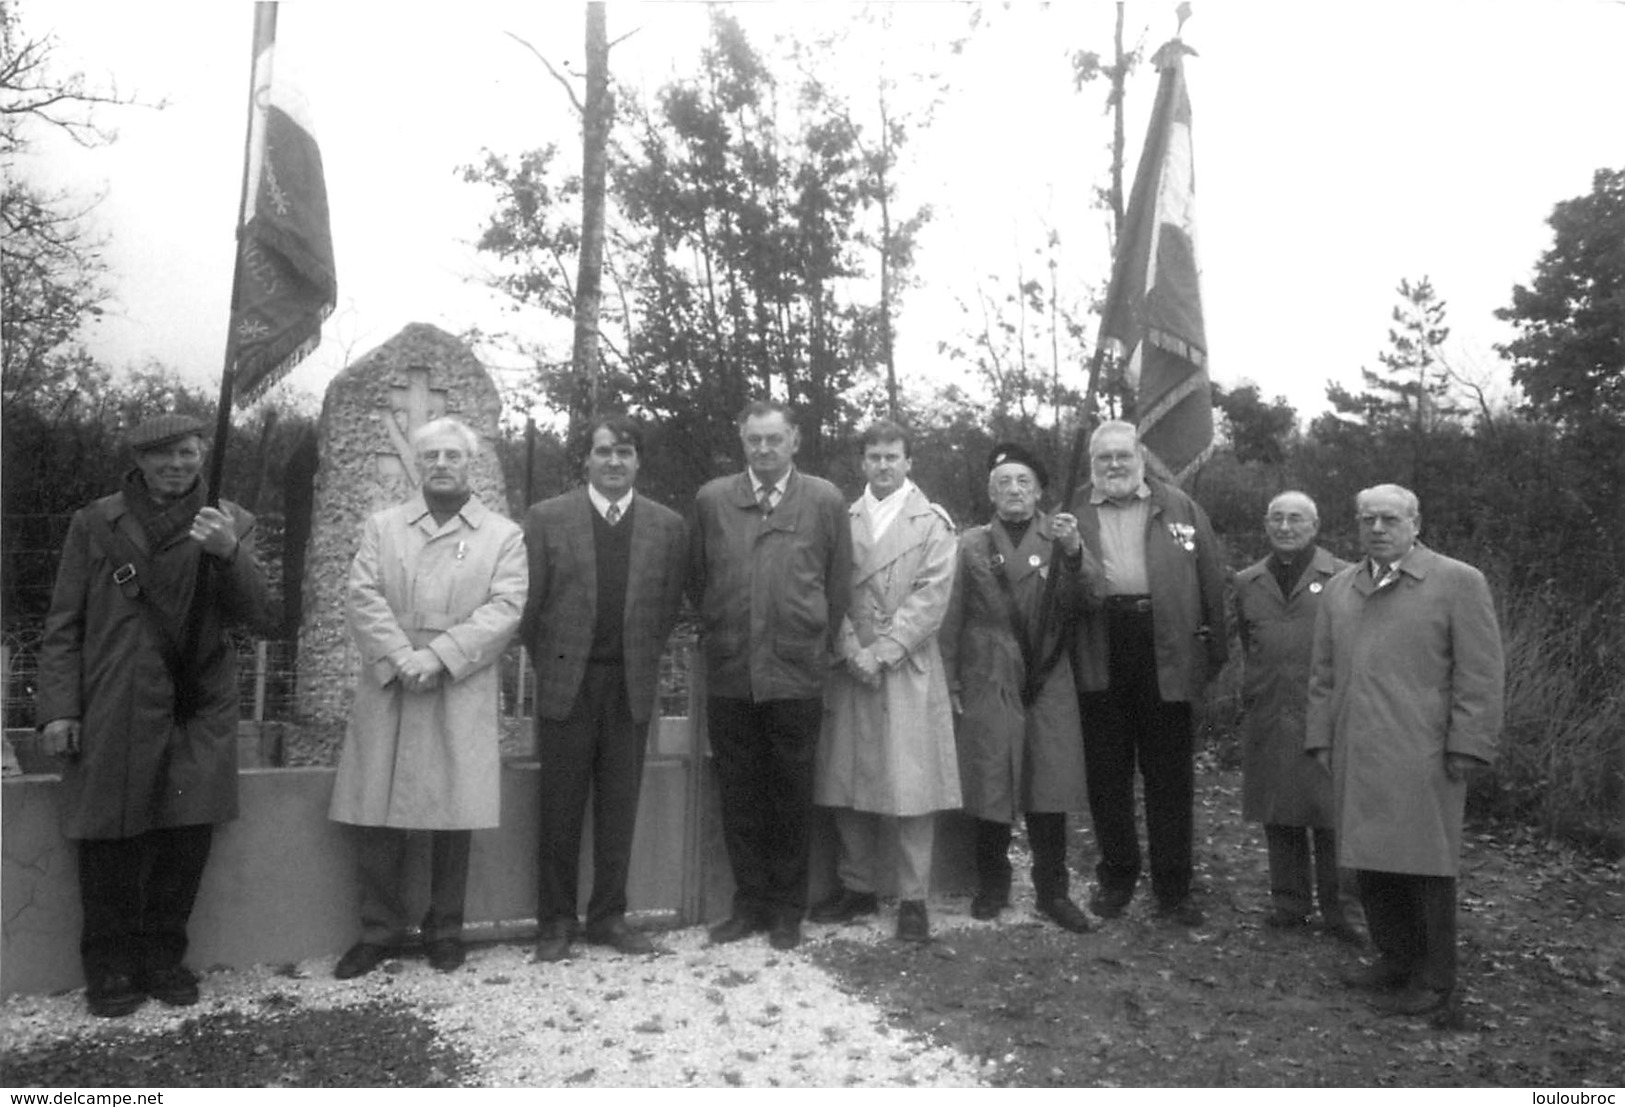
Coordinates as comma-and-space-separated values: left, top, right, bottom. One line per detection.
973, 812, 1071, 902
1264, 824, 1360, 923
535, 661, 648, 930
77, 824, 214, 981
831, 808, 936, 901
707, 696, 821, 923
353, 825, 472, 945
1358, 870, 1458, 992
1078, 604, 1195, 905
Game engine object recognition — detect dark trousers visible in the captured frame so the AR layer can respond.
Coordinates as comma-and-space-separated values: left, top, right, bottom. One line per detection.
1358, 870, 1457, 992
974, 812, 1071, 902
707, 695, 821, 922
1265, 824, 1356, 922
1078, 606, 1195, 905
78, 824, 214, 981
536, 661, 648, 931
353, 825, 472, 945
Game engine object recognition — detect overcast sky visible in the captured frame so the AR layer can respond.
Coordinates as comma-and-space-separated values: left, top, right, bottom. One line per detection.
19, 1, 1625, 426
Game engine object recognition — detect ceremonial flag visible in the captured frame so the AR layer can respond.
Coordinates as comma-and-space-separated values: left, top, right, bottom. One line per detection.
1100, 39, 1211, 482
229, 2, 335, 406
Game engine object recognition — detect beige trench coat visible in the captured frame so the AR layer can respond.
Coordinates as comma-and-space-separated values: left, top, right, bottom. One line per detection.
329, 495, 527, 830
814, 485, 961, 816
1305, 544, 1504, 876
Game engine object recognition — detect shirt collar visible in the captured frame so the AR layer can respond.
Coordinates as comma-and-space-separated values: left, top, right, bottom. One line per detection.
750, 467, 793, 496
587, 484, 633, 519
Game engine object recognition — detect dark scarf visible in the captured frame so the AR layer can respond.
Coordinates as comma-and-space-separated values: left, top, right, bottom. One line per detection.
425, 489, 472, 527
119, 466, 209, 619
998, 515, 1034, 547
1270, 545, 1317, 597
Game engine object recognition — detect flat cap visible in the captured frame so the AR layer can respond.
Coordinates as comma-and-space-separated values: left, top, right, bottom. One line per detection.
127, 414, 208, 451
986, 441, 1048, 488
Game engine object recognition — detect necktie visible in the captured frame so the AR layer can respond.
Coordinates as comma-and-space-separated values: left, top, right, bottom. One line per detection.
605, 502, 621, 525
758, 484, 776, 515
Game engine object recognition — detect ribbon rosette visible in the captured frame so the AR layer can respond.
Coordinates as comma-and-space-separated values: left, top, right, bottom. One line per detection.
1167, 522, 1197, 552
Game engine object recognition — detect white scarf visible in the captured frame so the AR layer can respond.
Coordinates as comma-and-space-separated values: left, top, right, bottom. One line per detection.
862, 479, 913, 541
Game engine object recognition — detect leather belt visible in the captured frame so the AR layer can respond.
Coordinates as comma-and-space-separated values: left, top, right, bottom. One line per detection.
1105, 594, 1153, 615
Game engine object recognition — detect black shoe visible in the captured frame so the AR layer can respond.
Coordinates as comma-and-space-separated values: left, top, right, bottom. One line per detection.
585, 918, 658, 956
1037, 896, 1094, 933
426, 938, 465, 972
1264, 908, 1310, 929
1088, 886, 1133, 919
708, 914, 768, 945
1341, 960, 1409, 993
534, 935, 571, 962
1371, 984, 1451, 1016
87, 972, 145, 1019
809, 887, 880, 924
895, 900, 931, 943
969, 890, 1009, 920
1154, 898, 1205, 927
334, 941, 389, 980
145, 965, 200, 1007
1322, 918, 1368, 948
768, 916, 802, 951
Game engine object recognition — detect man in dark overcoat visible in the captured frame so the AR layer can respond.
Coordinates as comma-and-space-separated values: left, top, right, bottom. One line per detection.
520, 413, 689, 962
1233, 490, 1361, 942
37, 414, 272, 1018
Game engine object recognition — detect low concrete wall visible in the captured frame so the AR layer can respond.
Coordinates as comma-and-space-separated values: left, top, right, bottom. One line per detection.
2, 747, 976, 997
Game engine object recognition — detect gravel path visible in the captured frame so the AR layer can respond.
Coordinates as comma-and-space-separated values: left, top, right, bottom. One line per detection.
1, 909, 1001, 1088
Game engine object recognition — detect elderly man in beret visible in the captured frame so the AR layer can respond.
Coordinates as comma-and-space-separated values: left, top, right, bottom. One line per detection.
941, 442, 1100, 934
36, 414, 273, 1018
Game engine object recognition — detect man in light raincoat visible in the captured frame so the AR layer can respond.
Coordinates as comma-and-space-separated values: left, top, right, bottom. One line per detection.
329, 416, 527, 979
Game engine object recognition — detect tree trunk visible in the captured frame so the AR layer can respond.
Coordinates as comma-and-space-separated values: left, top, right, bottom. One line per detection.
572, 1, 611, 435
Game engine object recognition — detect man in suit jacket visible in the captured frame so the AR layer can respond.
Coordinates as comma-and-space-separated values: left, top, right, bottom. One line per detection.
519, 413, 689, 962
690, 399, 854, 951
1308, 483, 1503, 1018
1070, 420, 1228, 927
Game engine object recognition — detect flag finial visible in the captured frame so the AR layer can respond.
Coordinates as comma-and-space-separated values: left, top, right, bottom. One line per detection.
1175, 2, 1193, 38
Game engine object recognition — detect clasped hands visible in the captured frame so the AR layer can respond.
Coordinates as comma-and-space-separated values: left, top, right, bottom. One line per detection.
393, 648, 446, 693
847, 638, 906, 688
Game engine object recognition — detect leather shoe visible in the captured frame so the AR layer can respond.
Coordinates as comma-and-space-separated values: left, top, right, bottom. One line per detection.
1264, 908, 1310, 929
1088, 886, 1133, 919
534, 935, 572, 963
1341, 960, 1409, 992
809, 887, 880, 924
969, 890, 1009, 920
1372, 984, 1451, 1016
708, 914, 768, 945
585, 918, 657, 956
768, 916, 802, 951
1037, 896, 1093, 933
87, 972, 144, 1019
145, 965, 200, 1007
895, 900, 931, 943
426, 938, 465, 972
334, 941, 389, 980
1154, 898, 1205, 927
1323, 918, 1368, 947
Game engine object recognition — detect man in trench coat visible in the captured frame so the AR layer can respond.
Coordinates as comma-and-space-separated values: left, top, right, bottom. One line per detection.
37, 414, 273, 1018
520, 413, 689, 962
1307, 483, 1504, 1017
941, 442, 1099, 934
1233, 490, 1362, 942
329, 416, 527, 979
811, 420, 961, 942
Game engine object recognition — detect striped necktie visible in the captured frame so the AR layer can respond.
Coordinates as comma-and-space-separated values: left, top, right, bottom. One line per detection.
758, 484, 777, 515
606, 502, 621, 525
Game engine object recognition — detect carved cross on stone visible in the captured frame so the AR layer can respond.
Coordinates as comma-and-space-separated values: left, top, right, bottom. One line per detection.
377, 365, 447, 487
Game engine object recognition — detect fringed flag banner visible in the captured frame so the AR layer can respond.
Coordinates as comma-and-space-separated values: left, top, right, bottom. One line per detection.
1099, 38, 1212, 483
229, 2, 335, 406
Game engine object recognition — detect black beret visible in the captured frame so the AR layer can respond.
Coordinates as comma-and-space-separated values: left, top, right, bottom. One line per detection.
128, 414, 208, 451
986, 441, 1048, 488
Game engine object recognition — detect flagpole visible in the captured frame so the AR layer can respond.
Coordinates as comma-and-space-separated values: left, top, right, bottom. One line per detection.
206, 2, 277, 508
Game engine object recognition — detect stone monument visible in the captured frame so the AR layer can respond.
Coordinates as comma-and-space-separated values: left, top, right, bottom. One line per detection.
290, 323, 509, 765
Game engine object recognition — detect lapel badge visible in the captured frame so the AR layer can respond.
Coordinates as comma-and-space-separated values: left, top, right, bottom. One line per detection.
1028, 554, 1042, 568
1309, 581, 1322, 594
